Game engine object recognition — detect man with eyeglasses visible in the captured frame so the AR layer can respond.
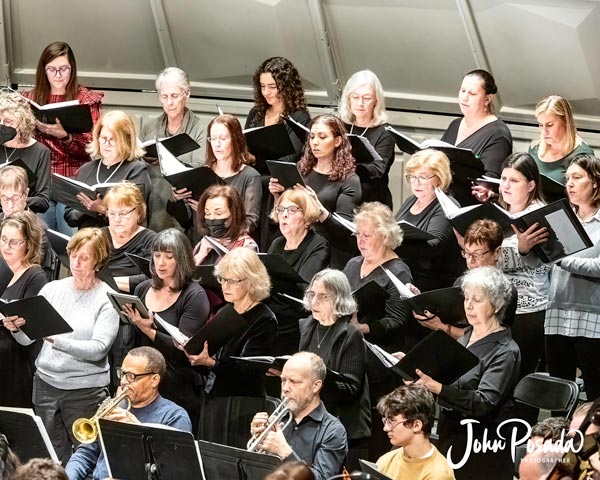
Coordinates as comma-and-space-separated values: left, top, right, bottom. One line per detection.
65, 346, 191, 480
375, 384, 455, 480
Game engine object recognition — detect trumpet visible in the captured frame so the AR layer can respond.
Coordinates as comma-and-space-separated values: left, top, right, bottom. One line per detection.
72, 388, 131, 444
247, 397, 293, 452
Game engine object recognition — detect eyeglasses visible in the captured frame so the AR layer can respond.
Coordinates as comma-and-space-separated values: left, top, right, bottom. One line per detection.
159, 91, 186, 102
405, 175, 436, 185
45, 65, 71, 76
216, 276, 246, 286
207, 135, 231, 143
106, 207, 136, 219
349, 94, 374, 104
99, 135, 116, 146
0, 236, 26, 249
382, 416, 412, 430
116, 368, 156, 383
275, 206, 303, 215
306, 291, 331, 303
461, 249, 492, 261
0, 193, 25, 204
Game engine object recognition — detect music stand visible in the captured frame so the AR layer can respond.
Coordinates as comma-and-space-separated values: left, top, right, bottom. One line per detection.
197, 439, 281, 480
98, 419, 203, 480
0, 407, 59, 463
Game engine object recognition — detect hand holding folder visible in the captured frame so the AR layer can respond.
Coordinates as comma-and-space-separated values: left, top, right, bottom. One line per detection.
0, 296, 73, 339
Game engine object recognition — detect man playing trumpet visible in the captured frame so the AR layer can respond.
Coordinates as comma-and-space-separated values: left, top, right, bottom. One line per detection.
65, 347, 191, 480
249, 351, 347, 480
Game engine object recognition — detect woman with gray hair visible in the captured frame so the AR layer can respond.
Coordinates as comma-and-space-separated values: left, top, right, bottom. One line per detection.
140, 67, 206, 231
338, 69, 395, 207
299, 268, 370, 472
415, 266, 520, 480
0, 90, 51, 213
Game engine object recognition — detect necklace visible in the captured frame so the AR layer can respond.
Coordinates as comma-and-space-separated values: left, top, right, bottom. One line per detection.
468, 325, 503, 345
316, 324, 333, 348
2, 145, 17, 164
349, 123, 371, 137
96, 159, 124, 185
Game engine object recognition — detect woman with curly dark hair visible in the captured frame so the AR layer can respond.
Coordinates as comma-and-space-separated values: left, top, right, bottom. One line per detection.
271, 114, 361, 268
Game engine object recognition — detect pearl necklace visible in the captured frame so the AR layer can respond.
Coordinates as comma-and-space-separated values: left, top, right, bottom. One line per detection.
96, 159, 124, 185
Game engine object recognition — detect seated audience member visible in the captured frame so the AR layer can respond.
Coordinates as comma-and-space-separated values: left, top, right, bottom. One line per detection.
518, 449, 565, 480
270, 114, 362, 268
0, 211, 48, 408
415, 267, 520, 480
192, 184, 258, 266
188, 248, 277, 448
299, 269, 370, 471
250, 352, 347, 480
126, 228, 209, 428
376, 384, 455, 480
338, 69, 395, 207
139, 66, 205, 232
0, 433, 20, 480
4, 228, 119, 465
65, 346, 192, 480
530, 417, 570, 447
169, 114, 261, 233
264, 461, 316, 480
267, 188, 329, 355
14, 458, 66, 480
0, 90, 50, 213
394, 149, 463, 291
64, 110, 150, 229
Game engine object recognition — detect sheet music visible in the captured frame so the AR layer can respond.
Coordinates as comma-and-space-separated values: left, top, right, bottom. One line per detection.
380, 267, 415, 299
157, 142, 190, 176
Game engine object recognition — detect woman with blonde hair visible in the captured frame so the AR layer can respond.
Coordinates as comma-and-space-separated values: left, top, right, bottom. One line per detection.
0, 90, 51, 213
529, 95, 593, 187
395, 149, 463, 291
338, 69, 395, 207
64, 110, 150, 228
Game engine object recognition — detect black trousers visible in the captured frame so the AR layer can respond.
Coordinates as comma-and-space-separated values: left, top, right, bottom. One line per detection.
511, 310, 546, 379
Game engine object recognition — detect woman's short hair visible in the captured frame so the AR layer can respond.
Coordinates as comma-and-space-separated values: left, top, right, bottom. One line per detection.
0, 166, 28, 193
205, 114, 252, 171
568, 153, 600, 207
1, 211, 44, 266
249, 57, 307, 127
0, 90, 36, 142
298, 114, 355, 183
354, 202, 403, 250
103, 182, 147, 225
499, 152, 545, 208
534, 95, 578, 158
214, 248, 271, 302
33, 41, 79, 104
66, 228, 111, 272
463, 219, 503, 251
264, 461, 316, 480
87, 110, 145, 161
338, 69, 388, 126
150, 229, 195, 292
156, 67, 190, 94
461, 266, 512, 319
304, 269, 357, 317
196, 184, 247, 240
269, 188, 322, 224
376, 384, 436, 436
404, 149, 452, 192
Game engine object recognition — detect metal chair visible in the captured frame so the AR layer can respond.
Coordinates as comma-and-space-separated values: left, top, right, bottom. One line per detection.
513, 372, 580, 419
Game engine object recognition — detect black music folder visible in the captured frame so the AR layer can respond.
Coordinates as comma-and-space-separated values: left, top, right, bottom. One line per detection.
0, 408, 59, 463
396, 220, 436, 242
51, 173, 117, 212
25, 98, 93, 133
184, 304, 248, 355
540, 174, 566, 202
408, 286, 465, 325
244, 123, 296, 161
258, 254, 306, 284
106, 292, 150, 324
285, 115, 310, 143
197, 439, 281, 480
265, 160, 305, 188
0, 296, 73, 339
125, 252, 151, 278
353, 280, 390, 320
194, 264, 220, 290
470, 175, 500, 194
359, 459, 394, 480
141, 133, 200, 158
230, 355, 291, 372
165, 165, 222, 200
513, 198, 594, 263
392, 330, 479, 384
348, 134, 382, 164
99, 419, 203, 480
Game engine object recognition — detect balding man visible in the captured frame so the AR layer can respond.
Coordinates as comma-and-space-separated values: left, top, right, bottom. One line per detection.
66, 346, 191, 480
250, 351, 347, 480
